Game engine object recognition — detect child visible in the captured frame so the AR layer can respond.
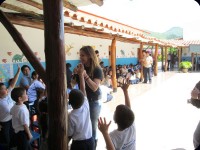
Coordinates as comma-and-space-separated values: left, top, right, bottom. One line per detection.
98, 79, 136, 150
27, 71, 45, 116
68, 63, 94, 150
100, 79, 113, 103
0, 65, 20, 149
10, 87, 32, 150
27, 71, 45, 104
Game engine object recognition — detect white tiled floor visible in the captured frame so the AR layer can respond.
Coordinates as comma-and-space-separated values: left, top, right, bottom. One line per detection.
97, 71, 200, 150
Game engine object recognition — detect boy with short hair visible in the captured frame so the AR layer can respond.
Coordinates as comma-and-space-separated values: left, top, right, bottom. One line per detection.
68, 63, 94, 150
10, 87, 32, 150
98, 80, 136, 150
0, 65, 20, 149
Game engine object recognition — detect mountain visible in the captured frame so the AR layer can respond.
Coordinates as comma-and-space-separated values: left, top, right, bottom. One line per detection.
146, 27, 183, 40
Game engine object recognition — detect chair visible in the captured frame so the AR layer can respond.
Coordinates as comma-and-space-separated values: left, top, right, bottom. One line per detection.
31, 120, 40, 132
30, 130, 40, 149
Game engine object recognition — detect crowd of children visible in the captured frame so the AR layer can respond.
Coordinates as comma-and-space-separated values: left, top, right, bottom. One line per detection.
0, 53, 139, 150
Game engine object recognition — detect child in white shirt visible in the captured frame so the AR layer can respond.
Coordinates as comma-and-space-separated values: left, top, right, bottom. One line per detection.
0, 65, 20, 149
68, 63, 94, 150
10, 87, 32, 150
98, 80, 136, 150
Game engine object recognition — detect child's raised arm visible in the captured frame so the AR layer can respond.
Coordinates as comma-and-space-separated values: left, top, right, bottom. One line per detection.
9, 64, 20, 89
98, 117, 115, 150
77, 63, 86, 97
120, 79, 131, 109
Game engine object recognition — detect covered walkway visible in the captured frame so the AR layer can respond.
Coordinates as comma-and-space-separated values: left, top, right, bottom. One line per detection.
98, 72, 200, 150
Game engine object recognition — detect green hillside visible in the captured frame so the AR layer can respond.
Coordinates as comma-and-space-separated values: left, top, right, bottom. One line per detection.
146, 27, 183, 40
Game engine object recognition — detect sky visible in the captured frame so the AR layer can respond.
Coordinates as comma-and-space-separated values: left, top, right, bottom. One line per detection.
80, 0, 200, 40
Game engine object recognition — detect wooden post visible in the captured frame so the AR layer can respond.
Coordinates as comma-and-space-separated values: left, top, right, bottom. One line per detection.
42, 0, 67, 150
161, 46, 164, 71
154, 44, 158, 76
191, 52, 194, 71
164, 46, 168, 71
0, 10, 46, 83
139, 43, 144, 81
110, 37, 117, 92
109, 46, 111, 66
180, 47, 183, 61
178, 47, 181, 70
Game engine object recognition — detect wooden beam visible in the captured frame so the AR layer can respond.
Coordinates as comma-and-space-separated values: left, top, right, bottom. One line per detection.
63, 0, 77, 11
5, 13, 44, 30
64, 26, 113, 40
5, 13, 143, 45
0, 10, 46, 83
154, 44, 158, 76
84, 27, 104, 32
17, 0, 43, 10
42, 0, 67, 150
110, 37, 117, 92
0, 3, 39, 16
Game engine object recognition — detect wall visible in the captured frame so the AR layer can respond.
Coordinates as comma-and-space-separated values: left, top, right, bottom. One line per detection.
182, 47, 200, 61
0, 23, 139, 85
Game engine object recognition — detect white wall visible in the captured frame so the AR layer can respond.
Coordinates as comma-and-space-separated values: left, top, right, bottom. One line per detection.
0, 23, 139, 82
0, 23, 139, 64
0, 24, 45, 63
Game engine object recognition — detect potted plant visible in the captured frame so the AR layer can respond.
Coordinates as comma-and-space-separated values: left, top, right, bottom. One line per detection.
179, 61, 192, 73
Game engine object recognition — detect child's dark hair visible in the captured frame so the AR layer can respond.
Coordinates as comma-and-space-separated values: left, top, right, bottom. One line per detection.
31, 71, 37, 79
188, 98, 200, 109
114, 104, 134, 130
69, 89, 84, 109
11, 87, 26, 102
66, 63, 71, 69
0, 83, 5, 88
21, 65, 31, 72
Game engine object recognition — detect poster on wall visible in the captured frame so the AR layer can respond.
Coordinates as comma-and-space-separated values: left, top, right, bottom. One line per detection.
0, 64, 13, 82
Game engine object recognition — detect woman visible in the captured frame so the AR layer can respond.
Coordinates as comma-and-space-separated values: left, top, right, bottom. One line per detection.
79, 46, 103, 148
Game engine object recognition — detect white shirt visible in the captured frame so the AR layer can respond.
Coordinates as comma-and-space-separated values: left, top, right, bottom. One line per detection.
68, 97, 92, 140
110, 123, 136, 150
10, 104, 30, 133
130, 74, 136, 80
144, 56, 153, 68
167, 54, 171, 60
100, 85, 112, 103
0, 88, 15, 122
27, 80, 45, 103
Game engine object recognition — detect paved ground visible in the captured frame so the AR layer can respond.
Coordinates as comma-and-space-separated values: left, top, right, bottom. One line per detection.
97, 71, 200, 150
